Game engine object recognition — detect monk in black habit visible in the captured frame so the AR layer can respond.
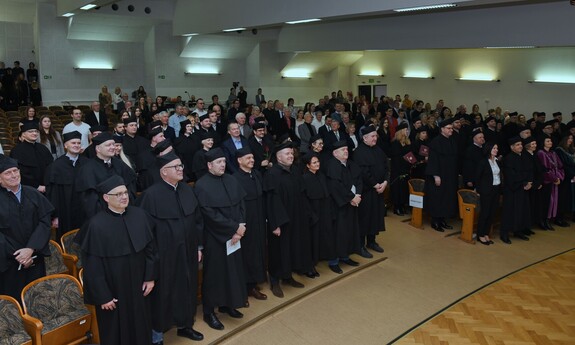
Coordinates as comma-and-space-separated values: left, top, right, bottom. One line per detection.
45, 131, 88, 240
191, 131, 216, 182
500, 136, 531, 244
424, 118, 459, 232
325, 140, 363, 274
353, 126, 388, 257
194, 148, 248, 330
75, 132, 137, 219
135, 125, 166, 192
137, 152, 204, 343
0, 154, 54, 300
233, 148, 269, 301
9, 122, 53, 191
264, 142, 314, 297
122, 116, 150, 163
76, 175, 157, 345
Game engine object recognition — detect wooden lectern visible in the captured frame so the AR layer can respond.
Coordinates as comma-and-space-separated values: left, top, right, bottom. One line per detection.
408, 179, 425, 229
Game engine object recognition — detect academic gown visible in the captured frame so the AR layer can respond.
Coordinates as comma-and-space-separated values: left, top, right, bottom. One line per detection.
76, 207, 157, 345
500, 152, 530, 238
463, 144, 484, 187
353, 142, 389, 236
44, 154, 88, 239
248, 135, 274, 174
194, 173, 247, 310
390, 141, 412, 208
555, 147, 575, 216
0, 186, 54, 300
135, 147, 161, 192
411, 139, 429, 179
174, 134, 200, 182
523, 150, 544, 226
122, 134, 150, 163
75, 157, 137, 219
233, 169, 267, 285
424, 134, 459, 219
264, 164, 315, 279
302, 169, 333, 263
191, 149, 209, 182
136, 181, 202, 331
9, 141, 53, 188
326, 158, 363, 259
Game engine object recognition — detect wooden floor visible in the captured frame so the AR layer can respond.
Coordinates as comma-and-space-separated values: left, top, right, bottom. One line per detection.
394, 250, 575, 345
164, 215, 575, 345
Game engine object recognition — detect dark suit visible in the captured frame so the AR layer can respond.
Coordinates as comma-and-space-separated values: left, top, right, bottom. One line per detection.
298, 123, 317, 153
221, 136, 249, 173
474, 158, 501, 237
84, 110, 109, 129
162, 126, 176, 142
248, 135, 273, 173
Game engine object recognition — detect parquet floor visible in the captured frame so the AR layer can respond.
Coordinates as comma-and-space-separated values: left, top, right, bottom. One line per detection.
394, 250, 575, 345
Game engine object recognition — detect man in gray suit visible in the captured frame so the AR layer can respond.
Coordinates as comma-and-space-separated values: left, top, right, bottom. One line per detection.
298, 112, 317, 153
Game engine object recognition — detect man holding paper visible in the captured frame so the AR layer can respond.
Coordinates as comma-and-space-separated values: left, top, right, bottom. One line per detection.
194, 148, 247, 331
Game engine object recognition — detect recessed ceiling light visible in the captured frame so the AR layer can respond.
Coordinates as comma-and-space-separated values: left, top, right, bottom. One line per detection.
484, 46, 536, 49
394, 4, 456, 12
80, 4, 98, 10
62, 13, 74, 17
285, 18, 321, 25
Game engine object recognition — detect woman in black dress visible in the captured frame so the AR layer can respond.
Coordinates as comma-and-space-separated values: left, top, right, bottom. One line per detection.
474, 142, 501, 245
390, 123, 412, 216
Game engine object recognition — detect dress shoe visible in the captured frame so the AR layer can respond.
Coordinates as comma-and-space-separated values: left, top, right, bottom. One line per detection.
270, 283, 284, 298
544, 219, 555, 231
340, 258, 359, 267
431, 223, 445, 232
218, 306, 243, 318
488, 240, 494, 244
312, 267, 320, 277
440, 221, 453, 230
554, 219, 569, 227
329, 264, 343, 274
500, 237, 512, 244
538, 222, 549, 230
358, 247, 373, 258
515, 234, 530, 241
478, 239, 490, 245
203, 313, 224, 330
393, 208, 405, 216
177, 327, 204, 341
527, 229, 535, 235
304, 271, 316, 279
366, 242, 384, 253
283, 278, 305, 288
248, 287, 267, 300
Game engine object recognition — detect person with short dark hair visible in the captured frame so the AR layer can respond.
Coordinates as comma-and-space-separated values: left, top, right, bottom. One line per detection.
474, 142, 501, 245
10, 122, 53, 192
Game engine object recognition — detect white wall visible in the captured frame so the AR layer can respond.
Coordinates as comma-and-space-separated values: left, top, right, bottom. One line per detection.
0, 22, 35, 68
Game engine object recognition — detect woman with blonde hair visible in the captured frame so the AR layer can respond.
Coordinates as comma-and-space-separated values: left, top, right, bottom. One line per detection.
99, 85, 112, 110
390, 123, 413, 216
38, 115, 64, 159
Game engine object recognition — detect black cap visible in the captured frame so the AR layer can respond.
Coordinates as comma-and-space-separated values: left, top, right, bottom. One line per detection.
360, 126, 376, 136
123, 116, 138, 125
96, 175, 125, 195
544, 119, 558, 127
273, 141, 294, 157
331, 140, 348, 151
553, 112, 562, 117
439, 118, 454, 128
156, 151, 179, 168
199, 114, 209, 122
508, 136, 522, 145
254, 116, 267, 123
538, 112, 546, 117
20, 122, 38, 132
252, 122, 266, 130
92, 132, 114, 146
522, 136, 536, 145
179, 119, 192, 128
113, 135, 123, 144
205, 147, 225, 162
89, 125, 107, 133
301, 152, 319, 165
148, 126, 163, 139
277, 133, 292, 144
396, 122, 408, 132
309, 133, 322, 144
471, 127, 483, 138
0, 154, 18, 173
416, 125, 428, 133
235, 147, 252, 159
509, 112, 518, 116
62, 131, 82, 143
200, 131, 216, 141
484, 115, 496, 124
453, 114, 463, 121
152, 138, 172, 155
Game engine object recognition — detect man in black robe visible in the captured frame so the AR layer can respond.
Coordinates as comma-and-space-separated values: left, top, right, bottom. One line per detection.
264, 142, 313, 297
0, 154, 54, 300
325, 140, 363, 274
194, 148, 247, 330
75, 132, 137, 219
233, 148, 268, 302
462, 128, 485, 189
122, 116, 150, 163
135, 125, 166, 192
424, 118, 459, 231
500, 136, 531, 244
353, 126, 388, 258
75, 175, 157, 345
137, 152, 204, 343
45, 131, 88, 240
9, 122, 53, 192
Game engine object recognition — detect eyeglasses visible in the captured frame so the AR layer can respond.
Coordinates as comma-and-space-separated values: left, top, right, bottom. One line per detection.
164, 164, 185, 171
107, 191, 129, 198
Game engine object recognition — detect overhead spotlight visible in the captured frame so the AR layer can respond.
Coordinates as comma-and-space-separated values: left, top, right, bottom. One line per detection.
145, 7, 151, 14
111, 4, 118, 11
252, 28, 258, 35
128, 5, 135, 12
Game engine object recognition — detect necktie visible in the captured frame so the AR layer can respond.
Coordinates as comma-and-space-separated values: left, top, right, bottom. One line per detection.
335, 131, 340, 140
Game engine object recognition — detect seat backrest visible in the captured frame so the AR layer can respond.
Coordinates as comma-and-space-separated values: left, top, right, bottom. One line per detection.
0, 295, 33, 345
21, 275, 90, 337
408, 179, 425, 194
61, 229, 82, 269
46, 240, 69, 275
458, 189, 479, 207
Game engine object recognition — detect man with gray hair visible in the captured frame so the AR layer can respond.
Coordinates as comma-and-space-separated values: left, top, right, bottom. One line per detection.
85, 101, 109, 129
236, 112, 251, 138
169, 105, 187, 137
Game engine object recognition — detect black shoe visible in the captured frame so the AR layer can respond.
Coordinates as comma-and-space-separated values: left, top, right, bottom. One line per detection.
304, 271, 316, 279
478, 239, 490, 245
358, 247, 373, 258
329, 264, 343, 274
393, 208, 405, 216
515, 234, 530, 241
554, 219, 569, 227
340, 258, 359, 267
312, 267, 320, 277
544, 219, 555, 231
527, 229, 535, 235
203, 313, 224, 330
539, 222, 549, 230
431, 223, 445, 232
177, 327, 204, 341
440, 221, 453, 230
366, 242, 384, 253
270, 283, 284, 298
218, 306, 243, 318
283, 278, 305, 288
500, 237, 512, 244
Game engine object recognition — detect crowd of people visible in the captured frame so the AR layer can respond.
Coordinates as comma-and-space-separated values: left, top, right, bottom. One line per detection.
0, 61, 42, 109
1, 85, 574, 345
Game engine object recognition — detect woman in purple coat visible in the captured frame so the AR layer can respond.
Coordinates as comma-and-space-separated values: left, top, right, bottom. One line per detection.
537, 137, 564, 229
